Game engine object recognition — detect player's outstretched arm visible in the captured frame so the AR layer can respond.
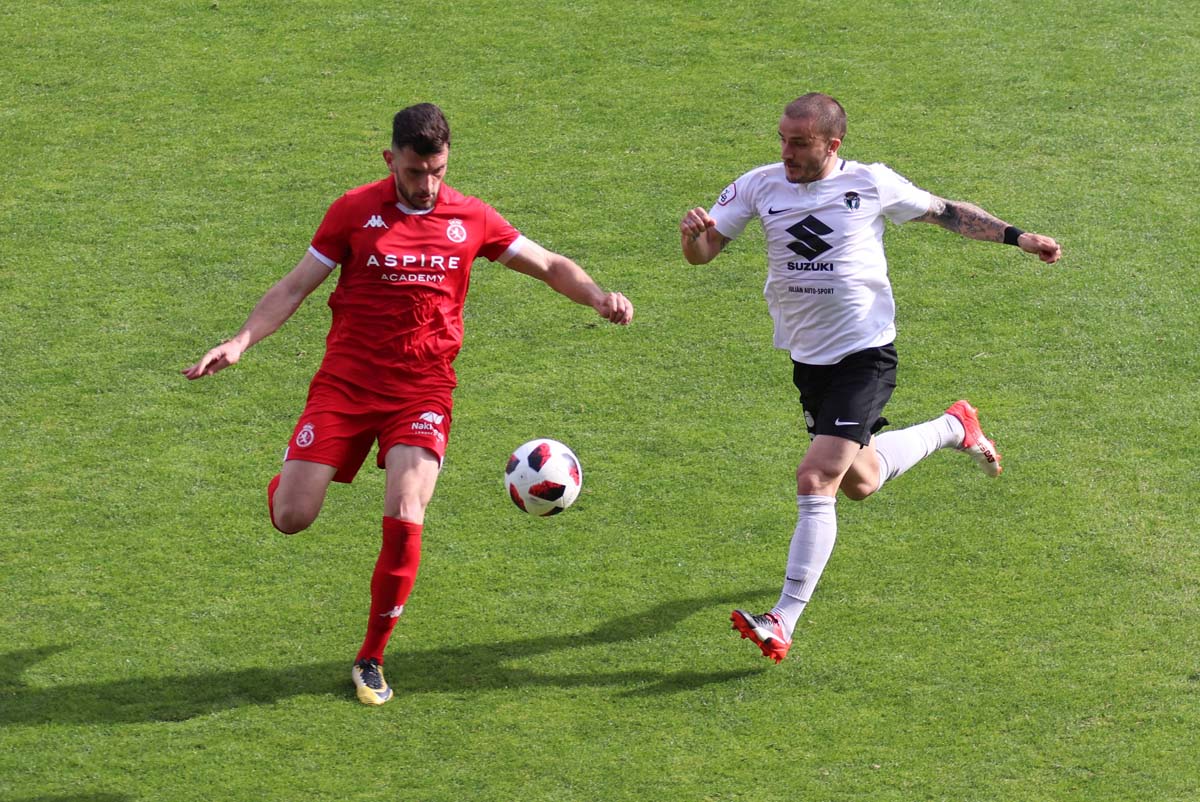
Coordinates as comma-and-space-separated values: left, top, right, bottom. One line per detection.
501, 240, 633, 325
914, 196, 1062, 264
679, 207, 729, 265
182, 251, 333, 380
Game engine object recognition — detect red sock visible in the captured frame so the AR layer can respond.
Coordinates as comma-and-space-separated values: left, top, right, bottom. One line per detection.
267, 473, 283, 532
356, 517, 423, 664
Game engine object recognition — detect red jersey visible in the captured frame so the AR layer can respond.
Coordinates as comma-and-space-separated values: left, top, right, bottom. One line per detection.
308, 178, 523, 395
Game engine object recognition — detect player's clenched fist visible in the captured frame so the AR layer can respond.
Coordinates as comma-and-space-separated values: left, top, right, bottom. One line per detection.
679, 207, 716, 240
1018, 232, 1062, 264
680, 207, 727, 265
595, 291, 634, 325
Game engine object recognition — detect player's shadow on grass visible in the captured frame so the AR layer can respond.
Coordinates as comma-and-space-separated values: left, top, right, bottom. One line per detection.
0, 591, 769, 726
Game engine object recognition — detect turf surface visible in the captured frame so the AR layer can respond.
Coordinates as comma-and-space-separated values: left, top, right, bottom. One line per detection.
2, 1, 1197, 800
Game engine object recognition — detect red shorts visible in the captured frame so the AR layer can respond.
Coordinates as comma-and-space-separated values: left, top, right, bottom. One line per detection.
285, 371, 453, 483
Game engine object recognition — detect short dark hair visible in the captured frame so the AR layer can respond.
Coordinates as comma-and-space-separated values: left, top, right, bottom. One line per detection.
392, 103, 451, 155
784, 93, 847, 141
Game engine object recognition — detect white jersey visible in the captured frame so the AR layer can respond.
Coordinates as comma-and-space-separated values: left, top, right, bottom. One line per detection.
709, 159, 931, 365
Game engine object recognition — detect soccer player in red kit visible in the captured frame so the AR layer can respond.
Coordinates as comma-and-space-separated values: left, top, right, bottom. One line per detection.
183, 103, 633, 705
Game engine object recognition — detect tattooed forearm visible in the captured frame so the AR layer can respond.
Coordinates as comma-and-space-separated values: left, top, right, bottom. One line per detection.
916, 196, 1008, 242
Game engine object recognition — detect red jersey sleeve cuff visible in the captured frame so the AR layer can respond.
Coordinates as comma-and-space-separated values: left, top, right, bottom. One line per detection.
497, 235, 527, 264
308, 245, 337, 269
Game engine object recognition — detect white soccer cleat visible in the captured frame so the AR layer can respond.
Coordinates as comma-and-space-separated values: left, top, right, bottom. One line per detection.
946, 399, 1002, 476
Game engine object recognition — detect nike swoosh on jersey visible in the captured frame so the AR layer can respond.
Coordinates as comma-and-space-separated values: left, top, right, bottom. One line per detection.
767, 206, 793, 215
834, 418, 860, 426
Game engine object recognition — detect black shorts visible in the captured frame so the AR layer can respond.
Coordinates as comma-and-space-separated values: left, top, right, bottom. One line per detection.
792, 344, 898, 446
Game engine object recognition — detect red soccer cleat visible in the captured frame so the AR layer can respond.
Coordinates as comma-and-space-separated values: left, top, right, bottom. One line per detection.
946, 399, 1002, 477
730, 609, 792, 664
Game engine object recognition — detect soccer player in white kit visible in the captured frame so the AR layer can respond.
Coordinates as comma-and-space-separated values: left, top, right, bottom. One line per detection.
680, 93, 1061, 663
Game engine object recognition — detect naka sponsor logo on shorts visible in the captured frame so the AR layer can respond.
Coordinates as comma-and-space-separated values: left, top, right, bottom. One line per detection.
296, 422, 316, 447
411, 411, 446, 441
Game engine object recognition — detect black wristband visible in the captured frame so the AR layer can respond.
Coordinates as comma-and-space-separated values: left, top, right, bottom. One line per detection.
1003, 226, 1025, 246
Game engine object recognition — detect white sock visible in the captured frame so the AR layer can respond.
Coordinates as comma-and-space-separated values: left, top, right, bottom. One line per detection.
770, 495, 837, 639
874, 413, 965, 491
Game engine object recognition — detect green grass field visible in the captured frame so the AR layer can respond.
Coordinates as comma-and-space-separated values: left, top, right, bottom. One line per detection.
2, 1, 1198, 800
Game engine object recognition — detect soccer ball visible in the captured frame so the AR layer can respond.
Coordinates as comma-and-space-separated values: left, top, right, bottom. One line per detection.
504, 438, 582, 516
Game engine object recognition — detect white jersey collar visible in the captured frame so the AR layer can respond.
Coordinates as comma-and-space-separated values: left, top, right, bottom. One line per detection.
394, 201, 435, 216
794, 159, 847, 191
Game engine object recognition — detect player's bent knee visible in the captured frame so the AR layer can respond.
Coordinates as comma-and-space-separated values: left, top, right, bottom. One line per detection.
840, 481, 876, 502
796, 470, 842, 497
271, 504, 319, 535
386, 497, 427, 525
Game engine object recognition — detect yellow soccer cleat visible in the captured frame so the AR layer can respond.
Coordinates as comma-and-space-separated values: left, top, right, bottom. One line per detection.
352, 658, 393, 706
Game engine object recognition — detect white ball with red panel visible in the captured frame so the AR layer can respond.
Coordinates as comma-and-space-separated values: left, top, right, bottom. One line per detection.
504, 438, 582, 516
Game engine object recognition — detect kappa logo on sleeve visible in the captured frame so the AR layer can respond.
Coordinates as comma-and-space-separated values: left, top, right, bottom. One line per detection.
717, 182, 737, 206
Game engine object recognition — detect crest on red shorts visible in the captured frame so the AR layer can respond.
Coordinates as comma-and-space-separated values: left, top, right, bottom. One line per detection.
297, 423, 315, 448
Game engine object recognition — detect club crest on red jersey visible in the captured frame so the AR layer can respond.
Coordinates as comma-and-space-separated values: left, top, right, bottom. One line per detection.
446, 218, 467, 243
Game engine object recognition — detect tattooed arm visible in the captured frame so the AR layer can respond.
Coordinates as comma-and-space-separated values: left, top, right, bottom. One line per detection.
915, 196, 1062, 263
